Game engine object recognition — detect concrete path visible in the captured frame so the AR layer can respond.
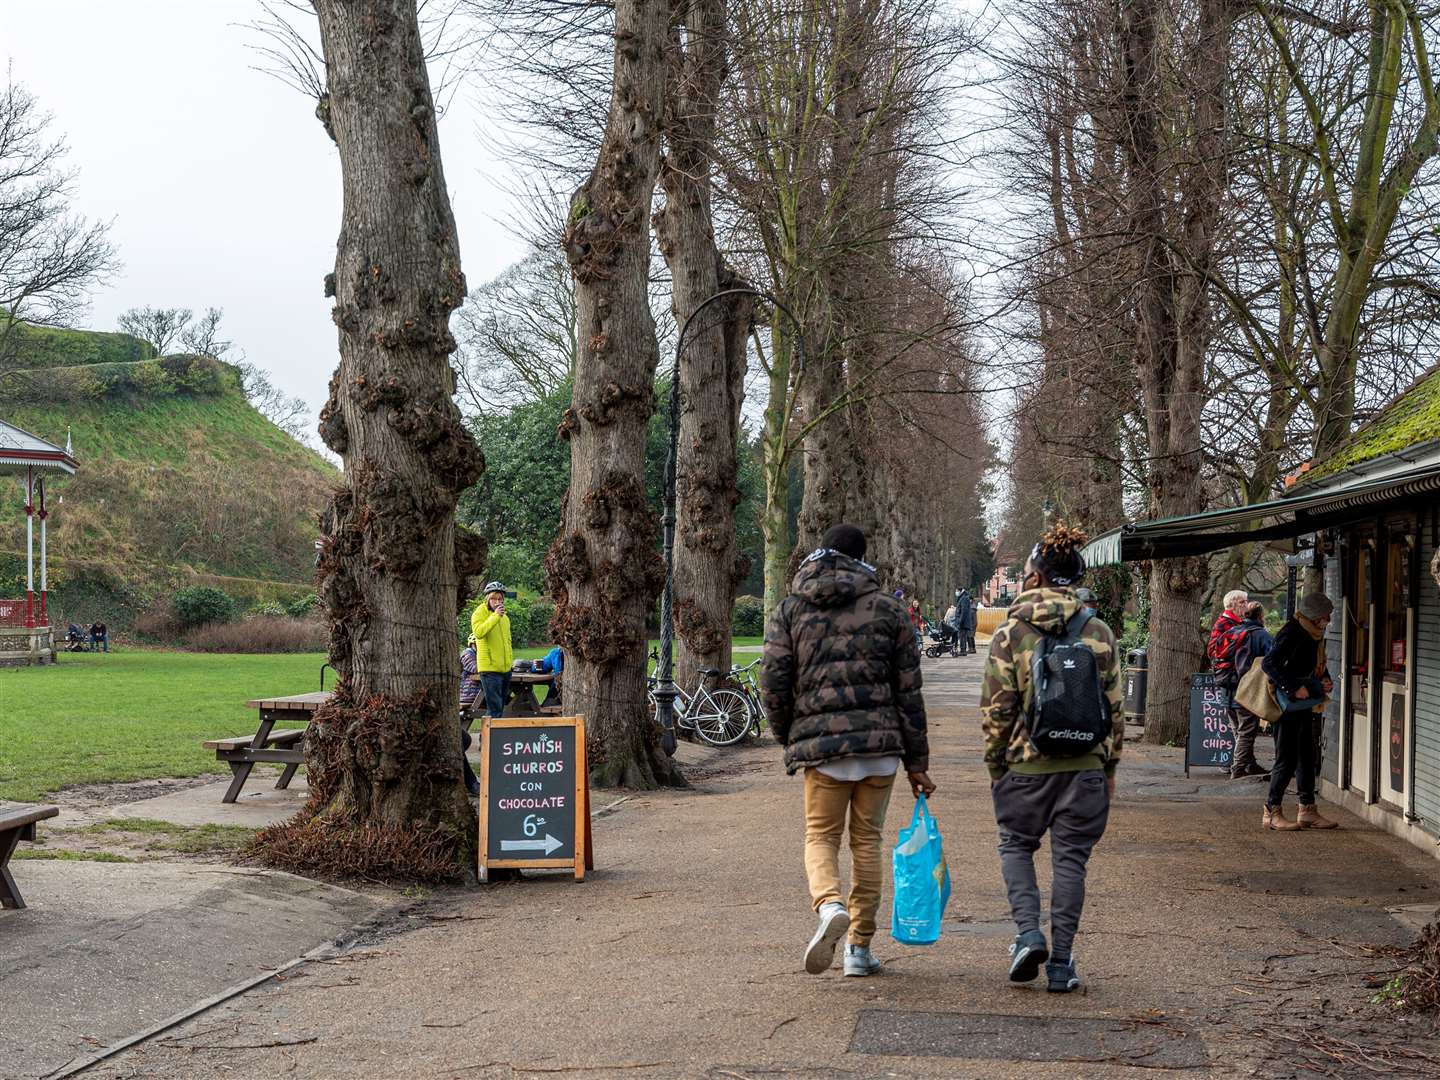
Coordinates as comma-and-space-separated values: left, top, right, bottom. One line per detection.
45, 654, 1440, 1078
107, 774, 312, 829
1, 862, 392, 1079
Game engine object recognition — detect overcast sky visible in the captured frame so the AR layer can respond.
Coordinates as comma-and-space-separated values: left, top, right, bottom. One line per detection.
5, 0, 527, 421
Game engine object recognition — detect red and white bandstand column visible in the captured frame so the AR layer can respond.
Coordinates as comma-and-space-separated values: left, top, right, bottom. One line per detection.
1, 419, 77, 664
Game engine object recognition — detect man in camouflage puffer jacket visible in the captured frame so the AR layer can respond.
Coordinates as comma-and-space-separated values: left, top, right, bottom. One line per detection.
764, 523, 933, 979
981, 529, 1122, 995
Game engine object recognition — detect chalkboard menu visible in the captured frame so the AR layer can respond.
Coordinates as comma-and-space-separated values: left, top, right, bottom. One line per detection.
478, 715, 592, 881
1186, 672, 1234, 775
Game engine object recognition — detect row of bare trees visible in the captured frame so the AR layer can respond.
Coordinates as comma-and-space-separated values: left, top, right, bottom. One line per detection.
457, 0, 992, 785
994, 0, 1440, 741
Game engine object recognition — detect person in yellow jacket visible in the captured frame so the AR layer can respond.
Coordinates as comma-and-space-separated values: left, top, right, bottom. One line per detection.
470, 581, 515, 719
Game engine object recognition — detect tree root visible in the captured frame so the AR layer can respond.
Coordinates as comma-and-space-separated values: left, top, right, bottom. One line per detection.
245, 816, 470, 884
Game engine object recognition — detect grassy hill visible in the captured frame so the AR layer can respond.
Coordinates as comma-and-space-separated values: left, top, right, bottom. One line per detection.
0, 324, 337, 628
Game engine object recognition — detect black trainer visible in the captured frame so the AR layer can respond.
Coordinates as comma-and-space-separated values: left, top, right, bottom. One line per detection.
1007, 930, 1049, 983
1046, 958, 1081, 993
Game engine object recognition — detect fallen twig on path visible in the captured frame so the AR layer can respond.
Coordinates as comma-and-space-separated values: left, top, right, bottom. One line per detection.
765, 1015, 798, 1039
176, 1036, 318, 1051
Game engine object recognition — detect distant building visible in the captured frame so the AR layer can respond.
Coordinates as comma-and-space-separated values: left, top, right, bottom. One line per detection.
981, 529, 1023, 607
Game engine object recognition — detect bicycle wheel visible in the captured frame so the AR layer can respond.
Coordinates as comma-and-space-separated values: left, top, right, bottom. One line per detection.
692, 689, 753, 746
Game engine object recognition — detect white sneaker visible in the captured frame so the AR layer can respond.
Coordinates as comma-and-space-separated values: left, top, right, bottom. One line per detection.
804, 901, 850, 974
843, 943, 881, 977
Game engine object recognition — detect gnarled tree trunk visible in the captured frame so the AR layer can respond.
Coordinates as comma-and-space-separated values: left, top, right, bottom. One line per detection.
655, 0, 753, 692
547, 0, 681, 788
256, 0, 484, 881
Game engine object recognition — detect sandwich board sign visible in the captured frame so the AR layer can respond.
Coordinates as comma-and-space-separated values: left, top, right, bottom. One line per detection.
1185, 672, 1234, 777
478, 714, 593, 881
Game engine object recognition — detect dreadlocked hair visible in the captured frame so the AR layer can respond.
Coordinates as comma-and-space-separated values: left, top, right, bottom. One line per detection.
1031, 521, 1090, 587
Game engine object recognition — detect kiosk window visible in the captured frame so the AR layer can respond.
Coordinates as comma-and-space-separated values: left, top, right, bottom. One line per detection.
1349, 543, 1371, 676
1385, 538, 1410, 675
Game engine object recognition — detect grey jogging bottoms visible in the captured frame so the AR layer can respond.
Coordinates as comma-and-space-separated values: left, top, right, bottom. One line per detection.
992, 769, 1110, 961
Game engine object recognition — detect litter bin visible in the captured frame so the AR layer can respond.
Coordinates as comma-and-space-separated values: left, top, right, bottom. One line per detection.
1123, 648, 1148, 725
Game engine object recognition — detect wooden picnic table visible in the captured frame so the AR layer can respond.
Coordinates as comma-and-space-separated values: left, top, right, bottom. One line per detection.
1, 800, 59, 909
206, 691, 328, 804
208, 679, 559, 803
507, 671, 557, 717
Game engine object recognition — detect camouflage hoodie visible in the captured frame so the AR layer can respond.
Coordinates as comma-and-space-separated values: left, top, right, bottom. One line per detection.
763, 550, 928, 775
980, 587, 1123, 780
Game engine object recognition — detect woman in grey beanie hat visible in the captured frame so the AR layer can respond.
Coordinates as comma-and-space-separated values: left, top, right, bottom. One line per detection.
1261, 593, 1337, 831
1296, 593, 1334, 622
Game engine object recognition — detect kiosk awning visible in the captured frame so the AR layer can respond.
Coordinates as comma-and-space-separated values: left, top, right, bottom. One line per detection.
1083, 458, 1440, 566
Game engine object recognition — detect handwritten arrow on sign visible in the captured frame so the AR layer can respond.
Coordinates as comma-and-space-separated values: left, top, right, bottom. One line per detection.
501, 834, 563, 856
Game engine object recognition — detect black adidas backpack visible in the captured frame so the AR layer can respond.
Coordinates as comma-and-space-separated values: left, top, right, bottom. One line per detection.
1022, 610, 1111, 757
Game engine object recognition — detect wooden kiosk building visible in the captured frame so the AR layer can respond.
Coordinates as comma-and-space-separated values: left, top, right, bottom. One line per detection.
1083, 364, 1440, 859
0, 419, 77, 665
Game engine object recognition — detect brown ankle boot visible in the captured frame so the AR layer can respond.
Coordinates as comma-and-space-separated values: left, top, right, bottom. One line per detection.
1296, 803, 1338, 829
1264, 804, 1301, 831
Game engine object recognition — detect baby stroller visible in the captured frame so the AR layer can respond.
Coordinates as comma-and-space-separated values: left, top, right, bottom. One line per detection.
64, 624, 87, 652
924, 622, 960, 659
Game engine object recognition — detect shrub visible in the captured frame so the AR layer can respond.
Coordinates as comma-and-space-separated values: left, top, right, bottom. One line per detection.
732, 595, 765, 636
285, 592, 319, 618
172, 585, 237, 627
134, 599, 183, 642
247, 600, 288, 619
185, 615, 326, 653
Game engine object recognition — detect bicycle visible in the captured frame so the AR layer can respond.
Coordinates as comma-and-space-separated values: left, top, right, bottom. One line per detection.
728, 657, 766, 739
647, 654, 753, 747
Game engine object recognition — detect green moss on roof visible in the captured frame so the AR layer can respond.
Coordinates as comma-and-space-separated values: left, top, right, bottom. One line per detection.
1305, 366, 1440, 482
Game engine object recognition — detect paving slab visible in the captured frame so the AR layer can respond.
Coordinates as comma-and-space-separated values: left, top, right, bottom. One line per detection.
0, 860, 391, 1079
851, 1009, 1209, 1068
108, 773, 312, 829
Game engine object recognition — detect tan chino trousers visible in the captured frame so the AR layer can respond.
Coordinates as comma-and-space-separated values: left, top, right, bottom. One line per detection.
803, 768, 896, 946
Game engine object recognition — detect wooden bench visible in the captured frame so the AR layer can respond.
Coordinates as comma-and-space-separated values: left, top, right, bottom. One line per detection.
1, 801, 60, 909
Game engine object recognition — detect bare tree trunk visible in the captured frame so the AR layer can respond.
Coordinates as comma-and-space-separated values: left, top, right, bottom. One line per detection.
792, 334, 853, 565
547, 0, 682, 788
655, 0, 753, 691
255, 0, 484, 881
761, 318, 796, 615
1122, 0, 1232, 744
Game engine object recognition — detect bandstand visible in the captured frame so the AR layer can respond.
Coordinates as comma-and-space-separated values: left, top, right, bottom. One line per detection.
0, 419, 77, 665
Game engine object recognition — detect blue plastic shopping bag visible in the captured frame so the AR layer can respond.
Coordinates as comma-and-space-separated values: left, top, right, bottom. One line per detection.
890, 794, 951, 944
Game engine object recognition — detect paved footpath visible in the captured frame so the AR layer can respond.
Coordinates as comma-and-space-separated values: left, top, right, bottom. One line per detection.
85, 655, 1440, 1079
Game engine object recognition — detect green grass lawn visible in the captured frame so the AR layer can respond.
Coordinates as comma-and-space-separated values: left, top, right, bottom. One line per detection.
2, 641, 763, 801
0, 651, 333, 801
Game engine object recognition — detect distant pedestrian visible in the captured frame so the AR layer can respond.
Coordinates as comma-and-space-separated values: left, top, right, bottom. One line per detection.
954, 589, 974, 655
1262, 593, 1337, 831
763, 523, 933, 978
458, 638, 481, 795
958, 588, 977, 654
1207, 589, 1249, 678
941, 600, 961, 651
1075, 587, 1098, 616
89, 621, 108, 653
470, 582, 515, 720
981, 522, 1122, 994
1228, 601, 1274, 781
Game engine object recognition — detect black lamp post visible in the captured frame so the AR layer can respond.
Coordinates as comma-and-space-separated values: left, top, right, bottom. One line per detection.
652, 287, 803, 754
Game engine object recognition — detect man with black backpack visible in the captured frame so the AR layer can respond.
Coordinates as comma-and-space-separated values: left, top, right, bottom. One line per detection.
981, 523, 1123, 995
